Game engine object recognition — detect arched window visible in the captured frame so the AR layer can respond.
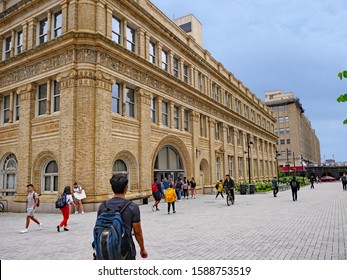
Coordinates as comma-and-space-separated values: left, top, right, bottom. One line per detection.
1, 153, 17, 196
113, 159, 130, 189
43, 160, 58, 192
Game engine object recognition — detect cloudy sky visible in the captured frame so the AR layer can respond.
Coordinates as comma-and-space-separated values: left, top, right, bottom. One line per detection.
151, 0, 347, 163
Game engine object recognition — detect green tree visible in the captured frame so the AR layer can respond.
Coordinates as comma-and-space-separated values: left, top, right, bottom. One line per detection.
337, 71, 347, 124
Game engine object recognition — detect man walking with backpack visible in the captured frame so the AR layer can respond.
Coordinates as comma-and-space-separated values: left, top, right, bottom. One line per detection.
93, 174, 148, 260
290, 176, 300, 201
342, 173, 347, 191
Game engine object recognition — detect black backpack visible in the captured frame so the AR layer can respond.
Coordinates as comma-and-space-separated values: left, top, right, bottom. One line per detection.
55, 193, 67, 208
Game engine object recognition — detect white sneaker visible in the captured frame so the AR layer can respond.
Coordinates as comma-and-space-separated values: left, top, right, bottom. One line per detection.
74, 211, 78, 214
81, 211, 84, 214
20, 229, 28, 234
39, 223, 43, 230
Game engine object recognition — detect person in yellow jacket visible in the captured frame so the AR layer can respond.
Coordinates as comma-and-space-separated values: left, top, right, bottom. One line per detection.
215, 180, 224, 198
165, 184, 177, 214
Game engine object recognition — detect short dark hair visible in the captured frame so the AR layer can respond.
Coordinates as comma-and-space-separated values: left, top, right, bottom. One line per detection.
226, 174, 230, 177
27, 184, 34, 188
110, 174, 128, 194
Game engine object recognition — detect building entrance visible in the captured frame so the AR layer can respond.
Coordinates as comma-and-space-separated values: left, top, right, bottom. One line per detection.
154, 146, 185, 182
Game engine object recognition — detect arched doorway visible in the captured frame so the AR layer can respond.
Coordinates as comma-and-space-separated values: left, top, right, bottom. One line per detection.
154, 145, 185, 181
199, 159, 210, 188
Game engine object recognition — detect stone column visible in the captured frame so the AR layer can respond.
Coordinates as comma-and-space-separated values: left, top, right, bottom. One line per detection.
191, 111, 200, 180
144, 32, 151, 61
10, 30, 15, 57
46, 79, 51, 114
209, 117, 216, 183
157, 42, 162, 68
180, 107, 185, 132
96, 0, 106, 35
189, 65, 194, 86
137, 27, 145, 58
168, 51, 174, 75
0, 35, 3, 58
56, 70, 77, 191
233, 129, 239, 182
94, 71, 115, 202
68, 0, 78, 31
222, 124, 228, 177
169, 101, 174, 129
179, 58, 184, 81
16, 83, 36, 200
8, 92, 14, 123
27, 18, 37, 50
105, 5, 113, 39
137, 89, 152, 193
47, 10, 52, 41
122, 18, 127, 48
157, 97, 162, 126
22, 22, 28, 52
60, 0, 68, 34
242, 132, 247, 180
120, 83, 126, 117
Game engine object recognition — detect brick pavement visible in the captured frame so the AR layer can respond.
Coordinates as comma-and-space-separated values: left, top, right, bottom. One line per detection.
1, 181, 346, 260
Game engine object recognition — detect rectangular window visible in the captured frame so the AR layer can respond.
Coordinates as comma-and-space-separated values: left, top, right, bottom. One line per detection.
52, 81, 60, 112
38, 84, 47, 115
279, 128, 284, 135
183, 64, 189, 83
162, 101, 169, 127
278, 116, 284, 123
125, 87, 135, 118
151, 97, 156, 123
173, 58, 179, 78
286, 127, 290, 134
236, 100, 241, 114
112, 16, 122, 44
14, 93, 20, 121
38, 18, 48, 45
228, 156, 233, 177
184, 110, 189, 132
287, 139, 291, 144
53, 11, 62, 38
16, 31, 23, 55
4, 36, 11, 60
174, 106, 179, 129
3, 95, 10, 123
215, 122, 221, 141
280, 139, 285, 145
227, 127, 233, 144
237, 130, 241, 146
162, 49, 168, 71
126, 26, 135, 52
285, 116, 289, 122
149, 42, 156, 64
112, 83, 121, 114
200, 115, 205, 137
225, 92, 231, 109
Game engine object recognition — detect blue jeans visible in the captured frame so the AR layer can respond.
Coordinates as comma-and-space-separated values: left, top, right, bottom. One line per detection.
176, 189, 182, 200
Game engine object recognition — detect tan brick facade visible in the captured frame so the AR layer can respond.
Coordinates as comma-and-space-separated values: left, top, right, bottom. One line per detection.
0, 0, 277, 212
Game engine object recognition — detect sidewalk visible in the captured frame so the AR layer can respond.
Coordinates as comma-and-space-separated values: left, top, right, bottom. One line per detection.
1, 181, 346, 260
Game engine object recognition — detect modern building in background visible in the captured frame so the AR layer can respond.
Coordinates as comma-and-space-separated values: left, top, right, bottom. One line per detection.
0, 0, 277, 212
265, 90, 321, 174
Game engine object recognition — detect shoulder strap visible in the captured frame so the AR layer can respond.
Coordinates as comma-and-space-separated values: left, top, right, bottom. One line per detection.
119, 200, 131, 214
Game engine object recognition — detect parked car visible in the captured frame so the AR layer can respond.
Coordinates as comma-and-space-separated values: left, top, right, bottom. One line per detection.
320, 176, 336, 182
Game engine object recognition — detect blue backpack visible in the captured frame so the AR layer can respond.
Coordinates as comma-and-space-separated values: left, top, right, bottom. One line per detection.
55, 193, 67, 209
93, 200, 131, 260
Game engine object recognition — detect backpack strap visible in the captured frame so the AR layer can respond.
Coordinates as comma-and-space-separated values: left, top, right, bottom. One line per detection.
119, 200, 131, 214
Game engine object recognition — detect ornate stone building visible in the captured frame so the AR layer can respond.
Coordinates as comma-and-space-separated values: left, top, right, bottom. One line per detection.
0, 0, 277, 212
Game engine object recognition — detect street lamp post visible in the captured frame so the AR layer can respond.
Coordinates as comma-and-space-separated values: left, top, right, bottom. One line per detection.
276, 150, 281, 180
286, 148, 290, 176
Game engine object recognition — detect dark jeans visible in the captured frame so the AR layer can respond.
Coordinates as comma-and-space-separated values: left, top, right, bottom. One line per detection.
273, 187, 278, 197
291, 187, 298, 201
216, 191, 224, 198
167, 202, 175, 213
310, 182, 314, 189
183, 188, 189, 198
343, 183, 347, 191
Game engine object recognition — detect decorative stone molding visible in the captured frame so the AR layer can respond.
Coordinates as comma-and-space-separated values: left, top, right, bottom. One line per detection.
16, 83, 36, 101
136, 88, 151, 105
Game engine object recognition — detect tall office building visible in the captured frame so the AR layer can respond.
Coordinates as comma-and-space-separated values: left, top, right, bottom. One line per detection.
265, 90, 321, 173
0, 0, 276, 212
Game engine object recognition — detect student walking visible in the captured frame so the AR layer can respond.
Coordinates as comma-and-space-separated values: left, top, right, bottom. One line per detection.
175, 177, 183, 201
57, 186, 76, 232
342, 173, 347, 191
151, 178, 163, 211
165, 184, 177, 214
182, 177, 190, 199
94, 174, 148, 259
272, 176, 279, 197
20, 184, 43, 233
190, 177, 197, 199
215, 180, 224, 198
290, 176, 300, 201
310, 175, 315, 189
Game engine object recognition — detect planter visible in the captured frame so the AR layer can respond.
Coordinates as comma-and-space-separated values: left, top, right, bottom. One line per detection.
249, 184, 255, 194
240, 184, 247, 195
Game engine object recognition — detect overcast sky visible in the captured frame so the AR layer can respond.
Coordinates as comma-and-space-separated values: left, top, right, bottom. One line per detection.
151, 0, 347, 163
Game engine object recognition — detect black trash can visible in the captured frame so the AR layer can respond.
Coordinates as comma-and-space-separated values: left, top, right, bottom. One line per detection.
249, 184, 255, 194
143, 197, 149, 205
240, 184, 247, 195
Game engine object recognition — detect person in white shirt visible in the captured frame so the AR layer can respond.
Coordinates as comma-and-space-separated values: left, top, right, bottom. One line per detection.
73, 182, 84, 214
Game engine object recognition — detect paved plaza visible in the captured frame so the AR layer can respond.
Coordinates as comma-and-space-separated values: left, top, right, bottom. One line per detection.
1, 181, 347, 260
